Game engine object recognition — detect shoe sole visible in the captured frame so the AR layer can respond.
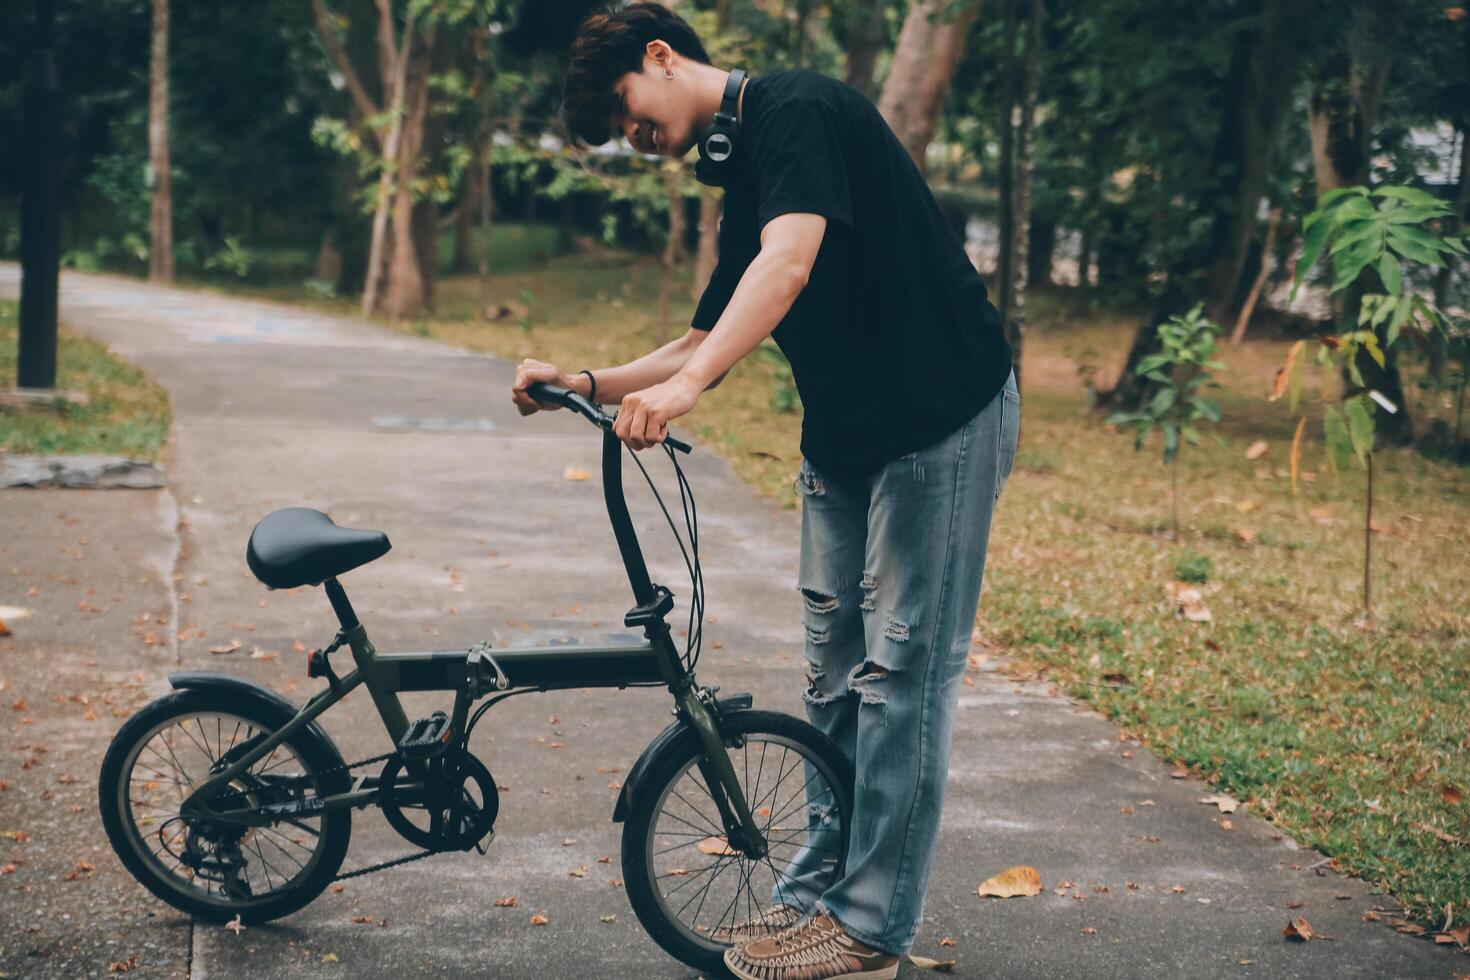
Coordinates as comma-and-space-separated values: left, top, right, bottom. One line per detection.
722, 947, 899, 980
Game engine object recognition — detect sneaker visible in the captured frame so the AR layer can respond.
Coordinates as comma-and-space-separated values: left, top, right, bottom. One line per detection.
722, 912, 900, 980
710, 902, 805, 944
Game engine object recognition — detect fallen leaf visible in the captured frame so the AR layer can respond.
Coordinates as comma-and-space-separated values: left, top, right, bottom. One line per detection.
906, 954, 956, 973
210, 640, 242, 656
531, 912, 549, 926
1245, 440, 1269, 460
494, 896, 518, 908
1417, 822, 1465, 846
1284, 917, 1332, 941
697, 836, 739, 856
1081, 926, 1098, 935
1200, 794, 1240, 814
938, 937, 956, 946
1444, 785, 1464, 805
977, 865, 1042, 898
1221, 819, 1236, 831
600, 914, 617, 923
225, 915, 245, 935
322, 952, 339, 963
562, 467, 591, 481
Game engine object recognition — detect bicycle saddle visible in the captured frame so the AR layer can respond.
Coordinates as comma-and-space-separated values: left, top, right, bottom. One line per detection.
246, 507, 391, 589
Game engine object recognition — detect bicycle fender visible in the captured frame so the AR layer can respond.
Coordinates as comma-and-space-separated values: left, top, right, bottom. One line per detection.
168, 671, 348, 779
612, 692, 754, 823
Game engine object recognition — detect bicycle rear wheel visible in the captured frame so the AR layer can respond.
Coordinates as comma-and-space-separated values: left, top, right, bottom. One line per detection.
620, 709, 854, 973
98, 688, 352, 923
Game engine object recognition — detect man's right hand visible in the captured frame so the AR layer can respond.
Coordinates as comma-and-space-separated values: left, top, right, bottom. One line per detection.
512, 358, 574, 415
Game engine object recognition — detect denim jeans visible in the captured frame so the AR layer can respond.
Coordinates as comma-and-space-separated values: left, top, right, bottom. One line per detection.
766, 367, 1020, 955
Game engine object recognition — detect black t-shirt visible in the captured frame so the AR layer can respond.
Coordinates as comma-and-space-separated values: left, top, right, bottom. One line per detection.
691, 68, 1013, 478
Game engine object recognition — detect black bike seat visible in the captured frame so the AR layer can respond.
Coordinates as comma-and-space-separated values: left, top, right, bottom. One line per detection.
246, 508, 391, 589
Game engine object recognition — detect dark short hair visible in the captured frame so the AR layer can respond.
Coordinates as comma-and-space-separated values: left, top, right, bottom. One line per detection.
562, 2, 711, 147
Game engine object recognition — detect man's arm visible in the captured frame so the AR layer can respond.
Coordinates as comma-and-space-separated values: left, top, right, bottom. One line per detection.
606, 211, 828, 449
676, 212, 827, 390
570, 329, 713, 405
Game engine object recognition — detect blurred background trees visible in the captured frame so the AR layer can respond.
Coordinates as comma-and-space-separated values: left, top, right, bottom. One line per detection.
1, 0, 1465, 458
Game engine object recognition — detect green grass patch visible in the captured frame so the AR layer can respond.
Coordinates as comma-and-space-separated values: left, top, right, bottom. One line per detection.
0, 299, 171, 460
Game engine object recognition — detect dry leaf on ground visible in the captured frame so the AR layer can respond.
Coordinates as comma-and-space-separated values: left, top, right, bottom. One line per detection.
906, 954, 956, 972
1163, 582, 1213, 622
1245, 440, 1269, 460
1284, 917, 1331, 941
977, 865, 1042, 898
1200, 794, 1240, 813
563, 467, 591, 481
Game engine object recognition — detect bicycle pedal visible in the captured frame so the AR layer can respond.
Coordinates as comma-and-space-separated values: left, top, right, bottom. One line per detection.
398, 711, 453, 758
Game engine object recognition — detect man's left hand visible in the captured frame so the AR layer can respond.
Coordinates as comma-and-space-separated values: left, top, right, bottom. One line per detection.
614, 374, 701, 450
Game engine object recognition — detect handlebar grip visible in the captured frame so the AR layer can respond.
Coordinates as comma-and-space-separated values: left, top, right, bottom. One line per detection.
522, 380, 693, 454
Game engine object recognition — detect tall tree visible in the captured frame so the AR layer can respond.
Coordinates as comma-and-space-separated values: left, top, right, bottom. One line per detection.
148, 0, 172, 282
841, 0, 889, 100
878, 0, 983, 174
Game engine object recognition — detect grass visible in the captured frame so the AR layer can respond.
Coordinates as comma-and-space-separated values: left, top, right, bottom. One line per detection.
0, 299, 171, 460
127, 226, 1470, 928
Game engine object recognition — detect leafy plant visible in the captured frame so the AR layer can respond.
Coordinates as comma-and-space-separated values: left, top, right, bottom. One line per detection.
1107, 303, 1226, 543
203, 237, 255, 279
756, 342, 801, 414
1173, 550, 1211, 584
1277, 184, 1466, 621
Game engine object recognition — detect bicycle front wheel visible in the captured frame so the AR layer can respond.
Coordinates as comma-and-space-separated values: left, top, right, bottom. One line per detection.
621, 709, 855, 973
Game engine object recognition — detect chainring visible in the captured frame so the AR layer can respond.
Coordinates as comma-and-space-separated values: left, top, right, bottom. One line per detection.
378, 748, 498, 852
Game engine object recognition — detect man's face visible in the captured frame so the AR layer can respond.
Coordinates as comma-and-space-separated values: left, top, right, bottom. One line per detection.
610, 49, 697, 157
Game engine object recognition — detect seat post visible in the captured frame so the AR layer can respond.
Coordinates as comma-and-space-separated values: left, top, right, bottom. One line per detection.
323, 578, 359, 630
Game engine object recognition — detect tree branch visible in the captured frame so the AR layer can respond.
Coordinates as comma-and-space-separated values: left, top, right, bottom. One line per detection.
310, 0, 381, 124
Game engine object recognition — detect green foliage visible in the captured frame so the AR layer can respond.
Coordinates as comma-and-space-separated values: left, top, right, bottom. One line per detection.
1107, 303, 1227, 465
202, 237, 255, 279
1173, 549, 1212, 584
756, 343, 801, 414
1283, 184, 1465, 479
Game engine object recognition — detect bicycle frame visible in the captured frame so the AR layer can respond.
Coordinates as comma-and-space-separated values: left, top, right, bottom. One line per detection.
179, 427, 770, 859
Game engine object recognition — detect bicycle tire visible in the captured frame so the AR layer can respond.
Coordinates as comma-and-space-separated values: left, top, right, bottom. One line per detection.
620, 709, 855, 973
98, 688, 352, 924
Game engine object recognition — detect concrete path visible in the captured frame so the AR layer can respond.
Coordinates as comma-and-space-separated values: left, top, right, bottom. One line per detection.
1, 265, 1460, 979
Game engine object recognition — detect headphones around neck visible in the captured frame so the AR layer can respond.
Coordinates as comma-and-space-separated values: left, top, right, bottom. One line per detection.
694, 68, 747, 188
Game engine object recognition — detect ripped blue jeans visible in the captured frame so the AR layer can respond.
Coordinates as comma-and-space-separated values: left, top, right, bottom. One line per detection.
766, 367, 1019, 955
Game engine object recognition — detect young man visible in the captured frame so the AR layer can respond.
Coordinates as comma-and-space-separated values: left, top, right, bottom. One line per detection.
512, 4, 1019, 977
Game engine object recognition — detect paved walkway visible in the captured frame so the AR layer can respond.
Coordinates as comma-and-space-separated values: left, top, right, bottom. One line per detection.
1, 265, 1459, 978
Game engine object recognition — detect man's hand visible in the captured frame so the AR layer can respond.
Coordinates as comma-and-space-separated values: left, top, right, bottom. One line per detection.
512, 358, 584, 416
614, 373, 701, 450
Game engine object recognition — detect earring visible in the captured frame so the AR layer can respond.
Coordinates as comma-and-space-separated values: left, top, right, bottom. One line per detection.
663, 67, 675, 80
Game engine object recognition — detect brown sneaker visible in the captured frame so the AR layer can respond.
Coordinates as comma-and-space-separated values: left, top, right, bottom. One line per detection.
722, 912, 900, 979
710, 902, 806, 944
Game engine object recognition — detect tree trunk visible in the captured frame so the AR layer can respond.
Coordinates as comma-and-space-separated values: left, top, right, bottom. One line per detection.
1229, 206, 1280, 345
148, 0, 173, 282
876, 0, 983, 175
383, 33, 435, 320
360, 8, 415, 318
1202, 0, 1295, 325
844, 0, 889, 101
1008, 0, 1042, 394
996, 0, 1017, 325
1027, 218, 1055, 289
1427, 126, 1467, 384
690, 190, 720, 301
452, 167, 477, 274
1102, 0, 1297, 411
1308, 42, 1412, 444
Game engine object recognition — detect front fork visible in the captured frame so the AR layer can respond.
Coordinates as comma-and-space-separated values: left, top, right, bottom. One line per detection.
675, 686, 768, 860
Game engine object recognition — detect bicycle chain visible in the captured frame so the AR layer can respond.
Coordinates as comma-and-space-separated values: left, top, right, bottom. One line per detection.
205, 749, 457, 882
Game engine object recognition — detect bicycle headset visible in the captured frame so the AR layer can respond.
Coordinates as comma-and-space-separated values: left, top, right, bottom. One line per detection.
694, 68, 746, 188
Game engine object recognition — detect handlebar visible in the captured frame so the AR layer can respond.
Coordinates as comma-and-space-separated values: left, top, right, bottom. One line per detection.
524, 380, 693, 455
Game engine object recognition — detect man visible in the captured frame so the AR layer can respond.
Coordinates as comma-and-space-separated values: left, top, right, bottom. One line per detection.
512, 4, 1019, 978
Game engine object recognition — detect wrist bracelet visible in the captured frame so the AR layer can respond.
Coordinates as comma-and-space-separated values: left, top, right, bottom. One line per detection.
578, 369, 597, 403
